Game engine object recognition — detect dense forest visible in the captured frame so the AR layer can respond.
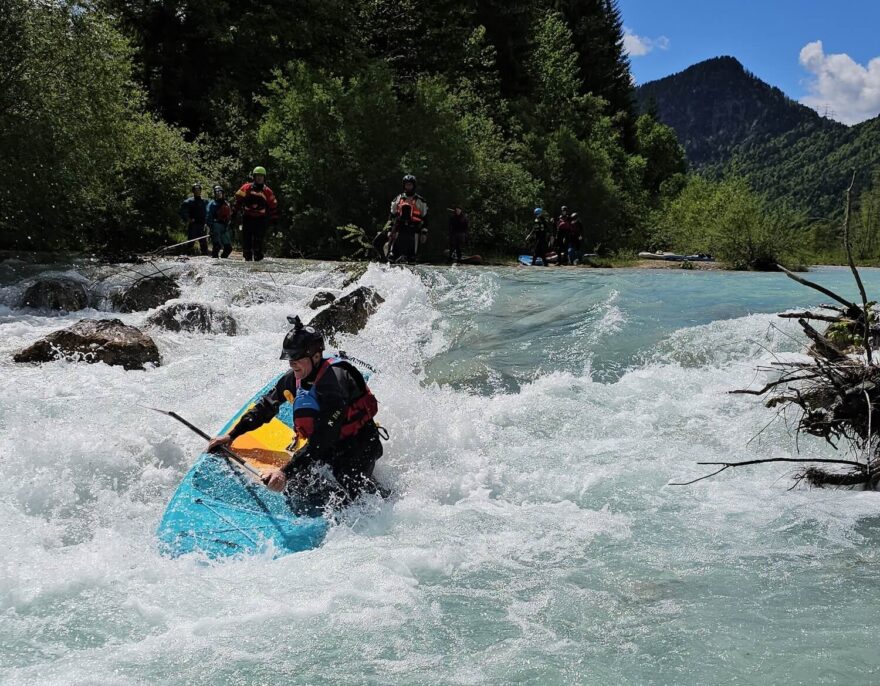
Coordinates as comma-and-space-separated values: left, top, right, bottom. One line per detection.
0, 0, 689, 261
3, 1, 877, 268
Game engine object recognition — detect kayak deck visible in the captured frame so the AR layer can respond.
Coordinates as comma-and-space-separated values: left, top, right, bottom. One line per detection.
156, 374, 329, 559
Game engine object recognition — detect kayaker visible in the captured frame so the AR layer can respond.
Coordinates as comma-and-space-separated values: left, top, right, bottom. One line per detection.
526, 207, 551, 266
178, 182, 209, 255
206, 317, 383, 501
569, 212, 584, 264
206, 185, 233, 258
388, 174, 428, 263
233, 165, 279, 262
447, 206, 469, 263
555, 206, 572, 265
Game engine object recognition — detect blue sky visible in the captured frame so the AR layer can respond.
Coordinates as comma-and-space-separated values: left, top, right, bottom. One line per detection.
618, 0, 880, 124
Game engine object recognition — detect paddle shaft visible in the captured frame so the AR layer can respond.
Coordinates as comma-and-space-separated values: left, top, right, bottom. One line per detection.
158, 409, 263, 479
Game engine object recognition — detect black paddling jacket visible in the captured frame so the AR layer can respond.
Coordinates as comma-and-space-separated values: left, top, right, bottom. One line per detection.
228, 358, 377, 471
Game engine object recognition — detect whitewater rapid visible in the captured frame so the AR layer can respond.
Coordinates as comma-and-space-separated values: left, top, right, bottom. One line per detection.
1, 260, 879, 684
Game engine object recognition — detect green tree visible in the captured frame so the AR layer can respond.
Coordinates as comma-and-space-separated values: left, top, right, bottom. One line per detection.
634, 113, 687, 199
0, 1, 217, 252
653, 176, 803, 269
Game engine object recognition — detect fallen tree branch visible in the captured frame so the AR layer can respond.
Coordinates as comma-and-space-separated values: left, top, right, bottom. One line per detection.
777, 311, 845, 323
776, 264, 860, 313
670, 457, 866, 487
798, 318, 846, 361
841, 170, 873, 365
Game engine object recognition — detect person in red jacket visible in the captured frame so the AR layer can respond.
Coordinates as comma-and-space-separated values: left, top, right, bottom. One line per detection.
233, 165, 278, 261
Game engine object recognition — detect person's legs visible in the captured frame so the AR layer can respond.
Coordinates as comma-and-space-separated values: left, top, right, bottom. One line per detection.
210, 223, 222, 258
391, 230, 417, 263
241, 218, 254, 261
373, 231, 389, 262
252, 217, 268, 261
451, 233, 464, 262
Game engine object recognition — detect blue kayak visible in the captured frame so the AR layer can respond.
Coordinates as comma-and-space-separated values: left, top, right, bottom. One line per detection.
157, 364, 371, 559
519, 254, 550, 266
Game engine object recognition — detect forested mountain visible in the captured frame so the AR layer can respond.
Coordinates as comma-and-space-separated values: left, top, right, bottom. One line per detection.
636, 56, 880, 219
635, 56, 841, 168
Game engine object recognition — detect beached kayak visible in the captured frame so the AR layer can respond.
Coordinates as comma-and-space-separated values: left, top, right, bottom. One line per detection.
519, 253, 556, 266
638, 251, 715, 262
156, 362, 371, 559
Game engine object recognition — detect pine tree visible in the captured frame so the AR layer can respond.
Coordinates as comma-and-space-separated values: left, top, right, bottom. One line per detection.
549, 0, 636, 145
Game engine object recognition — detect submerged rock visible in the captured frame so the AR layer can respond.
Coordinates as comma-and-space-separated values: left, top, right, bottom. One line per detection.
308, 291, 337, 309
145, 302, 237, 335
112, 275, 180, 313
232, 284, 279, 306
21, 277, 89, 312
309, 286, 384, 340
13, 318, 161, 370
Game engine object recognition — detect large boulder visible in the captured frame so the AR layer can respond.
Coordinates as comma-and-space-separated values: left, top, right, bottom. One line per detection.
308, 286, 384, 341
13, 318, 161, 370
308, 291, 337, 309
145, 302, 237, 335
21, 277, 88, 312
112, 276, 180, 313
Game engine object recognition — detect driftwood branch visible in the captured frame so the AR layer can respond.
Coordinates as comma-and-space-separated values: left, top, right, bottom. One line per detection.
798, 318, 846, 361
776, 264, 859, 313
777, 311, 845, 323
841, 170, 873, 364
670, 457, 867, 487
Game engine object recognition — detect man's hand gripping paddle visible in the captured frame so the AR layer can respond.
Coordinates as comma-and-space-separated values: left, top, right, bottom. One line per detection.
142, 406, 264, 482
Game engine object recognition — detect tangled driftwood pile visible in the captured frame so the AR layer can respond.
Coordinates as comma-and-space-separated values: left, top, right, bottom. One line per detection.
676, 175, 880, 490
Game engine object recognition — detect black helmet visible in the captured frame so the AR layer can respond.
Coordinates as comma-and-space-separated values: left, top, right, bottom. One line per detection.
192, 182, 203, 192
403, 174, 417, 187
280, 315, 324, 360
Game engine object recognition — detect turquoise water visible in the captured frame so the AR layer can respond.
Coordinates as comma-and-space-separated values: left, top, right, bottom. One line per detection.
1, 261, 879, 684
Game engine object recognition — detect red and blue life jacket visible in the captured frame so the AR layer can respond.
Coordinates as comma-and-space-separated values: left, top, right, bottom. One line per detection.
292, 357, 378, 441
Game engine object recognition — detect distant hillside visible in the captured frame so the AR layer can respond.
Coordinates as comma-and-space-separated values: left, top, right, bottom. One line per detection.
635, 56, 841, 168
637, 56, 880, 217
717, 115, 880, 218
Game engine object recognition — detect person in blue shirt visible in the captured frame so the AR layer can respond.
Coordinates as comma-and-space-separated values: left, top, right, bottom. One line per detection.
206, 185, 233, 258
178, 183, 209, 255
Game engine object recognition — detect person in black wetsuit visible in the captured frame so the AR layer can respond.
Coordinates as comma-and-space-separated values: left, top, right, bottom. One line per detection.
528, 207, 551, 266
207, 317, 383, 502
178, 182, 209, 255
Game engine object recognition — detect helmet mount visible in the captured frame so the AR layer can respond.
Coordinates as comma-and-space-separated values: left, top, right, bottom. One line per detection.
280, 316, 324, 361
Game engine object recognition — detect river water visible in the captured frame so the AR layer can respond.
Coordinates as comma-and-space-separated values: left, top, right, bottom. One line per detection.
1, 260, 879, 685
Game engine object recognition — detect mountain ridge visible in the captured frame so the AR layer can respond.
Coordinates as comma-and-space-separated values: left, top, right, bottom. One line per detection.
636, 56, 879, 217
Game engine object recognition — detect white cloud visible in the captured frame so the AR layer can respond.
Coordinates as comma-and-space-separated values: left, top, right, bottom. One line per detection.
799, 40, 880, 125
623, 28, 670, 58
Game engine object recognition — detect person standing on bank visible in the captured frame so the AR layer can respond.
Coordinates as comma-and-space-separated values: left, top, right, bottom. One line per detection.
569, 211, 585, 265
448, 206, 469, 263
233, 166, 279, 262
206, 185, 233, 258
178, 182, 209, 256
555, 206, 572, 266
527, 207, 551, 266
388, 174, 428, 263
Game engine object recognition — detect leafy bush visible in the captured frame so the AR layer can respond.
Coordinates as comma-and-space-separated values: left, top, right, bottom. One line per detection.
0, 1, 219, 253
653, 176, 805, 269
